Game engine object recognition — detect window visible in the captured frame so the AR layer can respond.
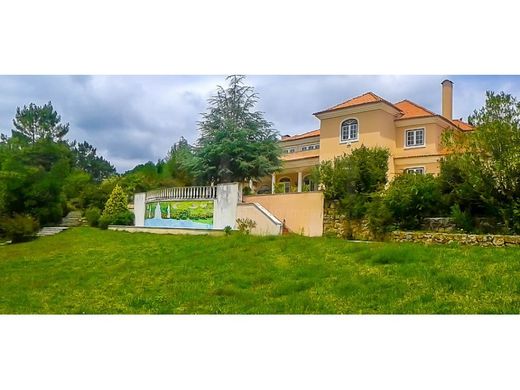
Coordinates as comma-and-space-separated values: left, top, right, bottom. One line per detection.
301, 144, 320, 151
405, 128, 425, 148
405, 167, 425, 174
303, 175, 316, 191
283, 147, 296, 154
279, 177, 291, 193
340, 119, 359, 142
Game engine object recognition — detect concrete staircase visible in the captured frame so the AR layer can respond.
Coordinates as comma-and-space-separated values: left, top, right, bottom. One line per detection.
36, 211, 83, 237
60, 211, 83, 227
37, 226, 69, 237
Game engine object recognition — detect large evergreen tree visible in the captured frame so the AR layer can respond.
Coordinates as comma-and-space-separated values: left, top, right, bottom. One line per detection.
12, 101, 69, 143
71, 140, 116, 182
192, 75, 282, 184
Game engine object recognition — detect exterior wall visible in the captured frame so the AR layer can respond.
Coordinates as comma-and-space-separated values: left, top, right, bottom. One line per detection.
133, 192, 146, 227
318, 107, 398, 166
213, 183, 240, 229
236, 203, 283, 236
244, 192, 324, 237
134, 183, 240, 230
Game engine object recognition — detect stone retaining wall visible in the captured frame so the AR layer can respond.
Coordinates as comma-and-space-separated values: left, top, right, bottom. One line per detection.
323, 201, 373, 240
391, 231, 520, 247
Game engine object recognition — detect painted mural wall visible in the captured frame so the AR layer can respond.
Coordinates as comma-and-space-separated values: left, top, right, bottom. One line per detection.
144, 200, 214, 229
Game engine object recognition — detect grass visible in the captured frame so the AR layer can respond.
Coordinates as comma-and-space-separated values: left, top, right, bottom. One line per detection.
0, 227, 519, 314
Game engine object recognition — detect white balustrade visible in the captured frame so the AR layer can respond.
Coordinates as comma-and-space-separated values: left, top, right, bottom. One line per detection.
145, 185, 217, 202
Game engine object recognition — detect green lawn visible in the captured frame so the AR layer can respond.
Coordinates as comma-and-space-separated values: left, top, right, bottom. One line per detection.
0, 227, 519, 314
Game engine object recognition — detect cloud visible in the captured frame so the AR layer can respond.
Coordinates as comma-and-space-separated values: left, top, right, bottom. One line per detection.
1, 75, 519, 172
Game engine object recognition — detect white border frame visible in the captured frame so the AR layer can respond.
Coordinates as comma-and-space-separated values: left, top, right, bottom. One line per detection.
339, 117, 360, 144
404, 127, 426, 149
404, 166, 426, 174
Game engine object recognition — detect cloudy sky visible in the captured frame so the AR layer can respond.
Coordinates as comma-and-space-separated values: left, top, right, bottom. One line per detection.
1, 75, 519, 172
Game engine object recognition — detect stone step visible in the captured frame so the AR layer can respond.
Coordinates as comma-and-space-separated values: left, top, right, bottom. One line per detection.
37, 227, 69, 237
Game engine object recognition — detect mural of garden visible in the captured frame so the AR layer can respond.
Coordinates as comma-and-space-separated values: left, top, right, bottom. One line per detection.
144, 200, 214, 229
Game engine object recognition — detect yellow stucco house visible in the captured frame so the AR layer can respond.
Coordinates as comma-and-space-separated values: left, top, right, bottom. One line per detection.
255, 79, 473, 194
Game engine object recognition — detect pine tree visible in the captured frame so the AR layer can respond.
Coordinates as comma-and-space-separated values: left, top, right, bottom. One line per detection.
102, 185, 128, 218
192, 75, 282, 184
12, 101, 69, 144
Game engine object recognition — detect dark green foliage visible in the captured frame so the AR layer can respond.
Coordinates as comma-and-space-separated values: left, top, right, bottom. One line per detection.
70, 141, 116, 182
313, 145, 390, 218
191, 75, 282, 184
450, 204, 474, 233
224, 225, 232, 236
85, 207, 101, 227
0, 214, 39, 243
98, 210, 134, 229
441, 91, 520, 233
383, 173, 443, 230
366, 194, 394, 238
12, 101, 69, 143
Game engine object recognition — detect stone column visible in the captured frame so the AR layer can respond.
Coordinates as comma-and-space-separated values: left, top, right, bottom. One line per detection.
271, 173, 276, 194
297, 171, 303, 192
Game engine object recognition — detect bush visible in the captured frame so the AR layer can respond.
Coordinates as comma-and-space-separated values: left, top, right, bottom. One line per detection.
242, 186, 252, 196
224, 225, 232, 236
0, 214, 39, 243
366, 194, 394, 239
98, 210, 134, 230
102, 185, 128, 219
236, 218, 257, 235
384, 173, 444, 230
85, 207, 101, 227
450, 204, 474, 233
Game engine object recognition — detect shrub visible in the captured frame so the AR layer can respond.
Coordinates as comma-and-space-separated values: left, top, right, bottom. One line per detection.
0, 214, 39, 243
450, 204, 474, 232
102, 184, 128, 219
98, 210, 134, 229
242, 186, 252, 196
85, 206, 101, 227
366, 194, 394, 239
384, 173, 443, 230
236, 218, 256, 234
224, 225, 232, 236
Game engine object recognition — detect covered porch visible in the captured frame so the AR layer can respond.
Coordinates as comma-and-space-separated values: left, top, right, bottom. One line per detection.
253, 155, 320, 194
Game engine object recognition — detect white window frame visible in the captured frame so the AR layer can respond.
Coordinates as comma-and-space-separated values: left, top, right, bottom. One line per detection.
405, 166, 426, 174
301, 143, 320, 151
404, 127, 426, 149
284, 147, 296, 154
339, 118, 360, 144
278, 177, 291, 193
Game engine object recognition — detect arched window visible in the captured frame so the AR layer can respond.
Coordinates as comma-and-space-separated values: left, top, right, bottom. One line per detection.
279, 177, 291, 193
340, 118, 359, 142
303, 175, 316, 191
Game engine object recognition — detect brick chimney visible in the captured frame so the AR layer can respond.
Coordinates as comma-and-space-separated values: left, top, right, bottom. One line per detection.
441, 79, 453, 120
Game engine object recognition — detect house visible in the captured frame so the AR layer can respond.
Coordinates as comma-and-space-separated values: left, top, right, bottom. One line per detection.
255, 80, 473, 194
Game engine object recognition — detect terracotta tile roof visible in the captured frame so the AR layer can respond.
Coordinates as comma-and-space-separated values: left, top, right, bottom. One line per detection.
394, 99, 436, 119
281, 129, 320, 142
314, 92, 401, 115
452, 119, 473, 131
282, 152, 320, 161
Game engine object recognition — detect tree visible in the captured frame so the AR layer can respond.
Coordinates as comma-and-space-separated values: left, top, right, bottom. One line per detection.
71, 140, 116, 182
192, 75, 282, 184
12, 101, 69, 144
441, 91, 520, 232
312, 146, 390, 218
102, 184, 128, 218
164, 136, 195, 186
